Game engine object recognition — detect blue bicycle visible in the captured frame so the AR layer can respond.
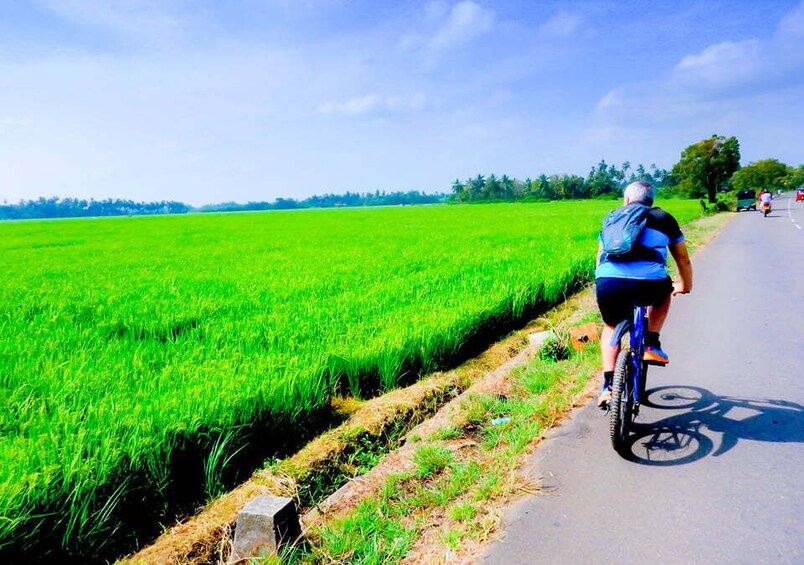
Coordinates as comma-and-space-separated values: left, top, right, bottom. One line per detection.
609, 304, 666, 453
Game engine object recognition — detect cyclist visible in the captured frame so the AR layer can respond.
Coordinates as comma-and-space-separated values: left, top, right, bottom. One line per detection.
595, 180, 693, 408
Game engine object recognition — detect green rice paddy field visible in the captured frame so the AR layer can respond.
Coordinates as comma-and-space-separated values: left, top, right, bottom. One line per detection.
0, 200, 702, 560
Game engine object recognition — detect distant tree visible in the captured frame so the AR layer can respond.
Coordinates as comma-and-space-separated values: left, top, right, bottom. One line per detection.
485, 174, 501, 199
648, 163, 672, 187
672, 135, 740, 203
565, 175, 588, 199
468, 175, 486, 200
451, 179, 465, 199
521, 177, 534, 198
731, 159, 789, 193
786, 164, 804, 189
586, 160, 619, 197
620, 161, 631, 183
273, 198, 299, 209
500, 175, 515, 199
549, 174, 586, 199
533, 174, 553, 199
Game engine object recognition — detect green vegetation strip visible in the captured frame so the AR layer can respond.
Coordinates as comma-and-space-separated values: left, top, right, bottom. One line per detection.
273, 347, 600, 565
123, 324, 534, 564
0, 200, 703, 559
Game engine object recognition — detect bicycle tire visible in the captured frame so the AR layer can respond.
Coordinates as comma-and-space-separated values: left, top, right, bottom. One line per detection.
609, 348, 632, 453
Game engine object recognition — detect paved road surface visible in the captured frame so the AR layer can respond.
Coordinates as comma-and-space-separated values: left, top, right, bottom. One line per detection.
482, 193, 804, 565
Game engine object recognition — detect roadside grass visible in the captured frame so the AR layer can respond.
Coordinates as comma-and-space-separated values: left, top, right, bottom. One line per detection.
276, 342, 599, 564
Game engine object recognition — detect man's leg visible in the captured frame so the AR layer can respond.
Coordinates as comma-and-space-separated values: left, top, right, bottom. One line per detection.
645, 289, 672, 363
600, 323, 619, 372
596, 278, 627, 407
647, 291, 671, 333
598, 323, 619, 407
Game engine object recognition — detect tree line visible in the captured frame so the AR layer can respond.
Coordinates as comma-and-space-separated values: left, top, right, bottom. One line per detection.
451, 135, 803, 206
3, 135, 802, 221
0, 197, 191, 221
450, 161, 672, 203
0, 191, 446, 221
196, 190, 445, 213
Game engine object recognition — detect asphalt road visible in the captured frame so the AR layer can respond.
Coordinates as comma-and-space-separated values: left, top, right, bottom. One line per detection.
482, 193, 804, 565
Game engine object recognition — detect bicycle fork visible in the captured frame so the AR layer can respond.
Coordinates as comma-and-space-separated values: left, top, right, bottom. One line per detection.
630, 306, 648, 416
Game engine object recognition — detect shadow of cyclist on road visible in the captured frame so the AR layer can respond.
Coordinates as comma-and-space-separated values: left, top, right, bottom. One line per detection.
620, 385, 804, 466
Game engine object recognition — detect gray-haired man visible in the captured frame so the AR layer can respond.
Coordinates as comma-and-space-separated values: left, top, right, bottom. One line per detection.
595, 180, 693, 408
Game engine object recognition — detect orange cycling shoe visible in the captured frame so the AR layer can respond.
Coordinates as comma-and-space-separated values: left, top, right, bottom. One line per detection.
643, 346, 669, 365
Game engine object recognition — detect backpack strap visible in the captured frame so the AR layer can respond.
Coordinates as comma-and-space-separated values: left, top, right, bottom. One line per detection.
600, 244, 665, 265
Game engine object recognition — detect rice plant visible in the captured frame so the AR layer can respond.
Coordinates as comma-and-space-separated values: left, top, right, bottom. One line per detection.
0, 200, 702, 559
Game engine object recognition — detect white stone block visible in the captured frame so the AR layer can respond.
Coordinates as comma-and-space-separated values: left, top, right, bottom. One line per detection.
229, 495, 300, 563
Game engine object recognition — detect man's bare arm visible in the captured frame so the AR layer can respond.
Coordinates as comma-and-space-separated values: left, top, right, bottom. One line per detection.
669, 241, 693, 295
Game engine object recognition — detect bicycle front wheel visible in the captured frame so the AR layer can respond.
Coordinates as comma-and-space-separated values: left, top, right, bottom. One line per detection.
609, 348, 633, 454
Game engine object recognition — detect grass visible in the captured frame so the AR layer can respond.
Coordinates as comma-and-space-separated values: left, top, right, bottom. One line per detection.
281, 342, 600, 564
0, 200, 704, 559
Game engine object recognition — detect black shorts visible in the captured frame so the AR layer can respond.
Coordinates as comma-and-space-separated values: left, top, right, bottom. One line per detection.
595, 277, 673, 327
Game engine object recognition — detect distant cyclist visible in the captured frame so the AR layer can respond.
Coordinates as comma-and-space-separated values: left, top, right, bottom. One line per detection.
595, 180, 693, 408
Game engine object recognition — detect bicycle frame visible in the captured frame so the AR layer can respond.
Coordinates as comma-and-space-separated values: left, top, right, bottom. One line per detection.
609, 304, 659, 454
629, 305, 648, 414
610, 304, 649, 416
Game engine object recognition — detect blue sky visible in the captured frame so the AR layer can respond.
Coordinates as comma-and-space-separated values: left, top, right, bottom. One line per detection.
1, 1, 802, 205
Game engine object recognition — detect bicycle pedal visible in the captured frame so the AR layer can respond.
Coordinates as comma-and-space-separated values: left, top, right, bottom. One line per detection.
645, 360, 667, 367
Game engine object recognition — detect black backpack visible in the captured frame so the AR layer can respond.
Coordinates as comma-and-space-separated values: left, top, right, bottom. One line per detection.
600, 204, 662, 263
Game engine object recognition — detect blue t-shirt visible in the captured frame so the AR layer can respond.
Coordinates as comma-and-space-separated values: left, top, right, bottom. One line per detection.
595, 207, 685, 280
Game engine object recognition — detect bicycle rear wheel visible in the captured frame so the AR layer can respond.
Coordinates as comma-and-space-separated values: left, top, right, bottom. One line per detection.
609, 348, 633, 453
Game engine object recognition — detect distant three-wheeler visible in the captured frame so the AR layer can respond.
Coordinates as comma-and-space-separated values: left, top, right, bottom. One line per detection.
736, 189, 757, 212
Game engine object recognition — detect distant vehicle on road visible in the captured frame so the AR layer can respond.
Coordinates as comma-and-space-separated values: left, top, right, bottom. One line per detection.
760, 190, 773, 217
736, 189, 757, 211
796, 188, 804, 202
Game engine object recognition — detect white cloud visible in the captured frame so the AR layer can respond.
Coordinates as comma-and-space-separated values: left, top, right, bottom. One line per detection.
0, 116, 34, 129
539, 12, 581, 38
593, 1, 804, 129
316, 94, 382, 116
316, 93, 428, 117
423, 1, 450, 24
398, 2, 497, 71
673, 40, 762, 89
386, 92, 427, 112
778, 0, 804, 38
596, 90, 620, 111
428, 1, 495, 53
583, 2, 804, 171
773, 0, 804, 70
35, 0, 191, 46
